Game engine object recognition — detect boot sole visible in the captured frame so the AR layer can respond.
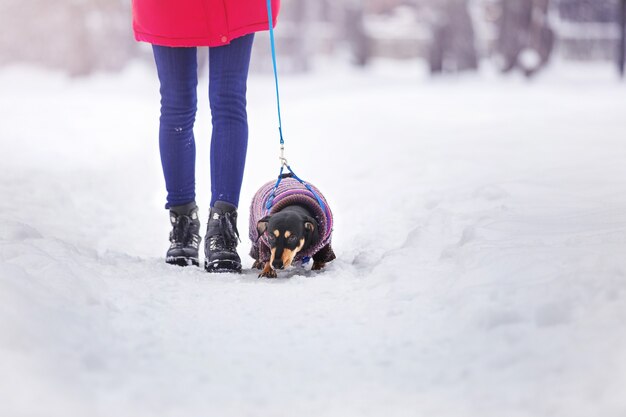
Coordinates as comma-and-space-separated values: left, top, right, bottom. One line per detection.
166, 256, 200, 267
204, 259, 242, 273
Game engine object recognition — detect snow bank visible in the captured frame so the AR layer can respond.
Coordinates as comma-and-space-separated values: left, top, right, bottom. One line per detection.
1, 61, 626, 417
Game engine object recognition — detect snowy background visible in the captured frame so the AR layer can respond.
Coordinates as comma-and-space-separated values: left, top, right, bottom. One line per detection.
1, 58, 625, 416
1, 0, 626, 415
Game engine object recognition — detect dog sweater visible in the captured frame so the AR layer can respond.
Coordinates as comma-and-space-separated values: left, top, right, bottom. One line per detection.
249, 177, 335, 264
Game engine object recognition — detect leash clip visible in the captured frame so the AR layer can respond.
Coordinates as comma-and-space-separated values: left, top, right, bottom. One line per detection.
279, 144, 289, 168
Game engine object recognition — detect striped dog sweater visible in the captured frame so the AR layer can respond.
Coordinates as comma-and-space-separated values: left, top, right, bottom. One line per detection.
249, 176, 335, 264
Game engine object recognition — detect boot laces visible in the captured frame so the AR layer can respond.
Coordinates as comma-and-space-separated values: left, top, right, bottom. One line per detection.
171, 215, 194, 246
208, 212, 240, 250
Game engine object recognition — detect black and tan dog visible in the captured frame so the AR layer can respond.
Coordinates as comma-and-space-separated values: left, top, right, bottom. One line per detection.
249, 176, 335, 278
254, 205, 330, 278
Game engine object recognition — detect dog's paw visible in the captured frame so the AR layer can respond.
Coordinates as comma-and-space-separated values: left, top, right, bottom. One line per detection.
252, 260, 264, 270
258, 270, 278, 278
311, 261, 326, 271
258, 263, 278, 278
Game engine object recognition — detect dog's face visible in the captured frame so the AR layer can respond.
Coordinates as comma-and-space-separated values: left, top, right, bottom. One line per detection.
257, 212, 316, 270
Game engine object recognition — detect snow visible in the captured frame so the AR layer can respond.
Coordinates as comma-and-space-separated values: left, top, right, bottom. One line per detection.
1, 60, 626, 417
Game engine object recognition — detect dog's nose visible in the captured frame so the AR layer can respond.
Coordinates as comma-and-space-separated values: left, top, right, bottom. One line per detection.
272, 259, 283, 270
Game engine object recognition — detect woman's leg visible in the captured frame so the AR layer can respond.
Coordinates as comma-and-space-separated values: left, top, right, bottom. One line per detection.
208, 33, 255, 208
152, 45, 198, 209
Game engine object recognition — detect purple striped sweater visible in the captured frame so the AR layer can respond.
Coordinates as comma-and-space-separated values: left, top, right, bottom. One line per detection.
248, 177, 335, 264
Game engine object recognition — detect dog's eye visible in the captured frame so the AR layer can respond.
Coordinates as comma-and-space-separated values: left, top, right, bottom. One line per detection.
288, 235, 297, 243
267, 234, 276, 242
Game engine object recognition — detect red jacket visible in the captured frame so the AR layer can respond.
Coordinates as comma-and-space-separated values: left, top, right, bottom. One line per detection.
132, 0, 280, 47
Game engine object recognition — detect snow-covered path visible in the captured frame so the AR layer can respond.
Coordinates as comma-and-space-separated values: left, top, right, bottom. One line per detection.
1, 61, 626, 417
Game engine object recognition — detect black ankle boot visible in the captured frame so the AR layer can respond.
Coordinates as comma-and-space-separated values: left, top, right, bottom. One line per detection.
204, 201, 242, 273
166, 201, 201, 267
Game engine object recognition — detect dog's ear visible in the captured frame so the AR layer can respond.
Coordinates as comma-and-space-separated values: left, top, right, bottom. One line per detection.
256, 215, 271, 239
303, 216, 319, 242
304, 215, 317, 231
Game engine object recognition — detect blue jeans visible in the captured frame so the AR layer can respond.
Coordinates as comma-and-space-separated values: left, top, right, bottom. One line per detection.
152, 33, 254, 209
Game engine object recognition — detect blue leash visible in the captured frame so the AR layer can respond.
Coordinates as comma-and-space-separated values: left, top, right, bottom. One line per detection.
264, 0, 326, 216
266, 0, 284, 147
264, 166, 327, 214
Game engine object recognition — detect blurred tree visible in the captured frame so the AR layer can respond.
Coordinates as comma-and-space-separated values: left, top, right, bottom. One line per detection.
265, 0, 370, 71
426, 0, 478, 74
0, 0, 136, 76
617, 0, 626, 78
290, 0, 313, 72
495, 0, 554, 78
344, 0, 371, 67
557, 0, 616, 22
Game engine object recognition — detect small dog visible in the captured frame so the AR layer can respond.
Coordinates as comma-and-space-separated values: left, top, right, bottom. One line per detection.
249, 175, 335, 278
